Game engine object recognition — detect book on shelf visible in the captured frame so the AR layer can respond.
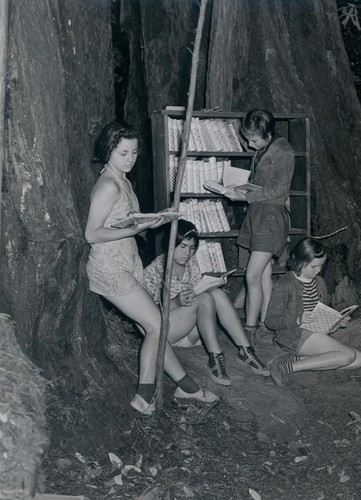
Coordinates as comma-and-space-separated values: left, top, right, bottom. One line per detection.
193, 268, 237, 295
168, 117, 243, 153
301, 302, 359, 335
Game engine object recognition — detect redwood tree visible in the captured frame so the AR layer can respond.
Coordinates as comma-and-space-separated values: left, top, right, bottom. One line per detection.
133, 0, 361, 291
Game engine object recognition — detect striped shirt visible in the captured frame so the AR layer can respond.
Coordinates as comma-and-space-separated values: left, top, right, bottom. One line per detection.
302, 278, 319, 311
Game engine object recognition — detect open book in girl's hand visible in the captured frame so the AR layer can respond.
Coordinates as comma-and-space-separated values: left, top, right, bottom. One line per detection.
203, 165, 261, 195
302, 302, 358, 335
111, 210, 180, 228
193, 268, 237, 295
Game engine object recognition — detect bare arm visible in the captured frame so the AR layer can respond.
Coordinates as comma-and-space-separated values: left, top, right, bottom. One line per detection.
85, 179, 156, 243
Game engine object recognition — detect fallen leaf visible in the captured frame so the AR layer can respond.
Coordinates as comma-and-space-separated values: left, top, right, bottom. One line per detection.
249, 488, 262, 500
75, 452, 87, 464
113, 473, 123, 485
183, 485, 195, 497
149, 466, 158, 476
294, 456, 308, 463
108, 452, 123, 468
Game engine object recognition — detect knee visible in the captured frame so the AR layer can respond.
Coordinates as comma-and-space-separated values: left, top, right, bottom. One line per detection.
246, 269, 261, 287
142, 320, 161, 339
337, 349, 356, 367
197, 292, 215, 309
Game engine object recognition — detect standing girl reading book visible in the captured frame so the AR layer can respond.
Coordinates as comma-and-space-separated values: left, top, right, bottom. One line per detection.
85, 122, 217, 415
225, 109, 294, 342
143, 219, 269, 384
265, 238, 361, 385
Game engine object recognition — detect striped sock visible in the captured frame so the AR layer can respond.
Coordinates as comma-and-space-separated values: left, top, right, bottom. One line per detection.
278, 357, 294, 375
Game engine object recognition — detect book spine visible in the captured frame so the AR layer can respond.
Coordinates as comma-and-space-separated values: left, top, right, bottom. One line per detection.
169, 154, 177, 192
215, 201, 231, 232
215, 242, 227, 272
198, 160, 206, 193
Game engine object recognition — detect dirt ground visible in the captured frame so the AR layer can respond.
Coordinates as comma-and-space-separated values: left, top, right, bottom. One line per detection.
42, 322, 361, 500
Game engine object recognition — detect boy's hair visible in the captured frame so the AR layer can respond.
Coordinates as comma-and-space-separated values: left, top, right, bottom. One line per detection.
241, 109, 275, 140
162, 219, 200, 251
289, 237, 326, 276
94, 121, 140, 164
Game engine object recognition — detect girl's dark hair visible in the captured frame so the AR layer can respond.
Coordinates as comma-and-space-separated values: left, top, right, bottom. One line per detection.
94, 121, 140, 164
241, 109, 275, 140
162, 219, 200, 252
289, 237, 326, 276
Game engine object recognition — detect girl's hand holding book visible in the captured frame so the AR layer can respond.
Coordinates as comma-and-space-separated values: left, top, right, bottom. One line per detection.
222, 186, 247, 201
176, 290, 197, 307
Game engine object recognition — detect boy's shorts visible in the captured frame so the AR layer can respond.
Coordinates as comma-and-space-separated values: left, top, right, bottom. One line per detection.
237, 203, 289, 258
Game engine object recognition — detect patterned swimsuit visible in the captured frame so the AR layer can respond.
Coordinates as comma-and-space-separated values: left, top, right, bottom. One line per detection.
86, 170, 143, 296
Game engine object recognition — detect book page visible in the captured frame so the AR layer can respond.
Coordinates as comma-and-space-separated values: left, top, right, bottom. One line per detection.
223, 165, 251, 187
301, 301, 358, 335
193, 275, 226, 295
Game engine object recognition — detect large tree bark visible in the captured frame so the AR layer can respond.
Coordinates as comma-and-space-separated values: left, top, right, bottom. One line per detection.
0, 0, 134, 450
207, 0, 361, 287
137, 0, 361, 290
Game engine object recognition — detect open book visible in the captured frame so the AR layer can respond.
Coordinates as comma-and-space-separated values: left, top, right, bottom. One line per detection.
204, 165, 261, 195
301, 302, 358, 335
111, 210, 180, 228
193, 268, 237, 295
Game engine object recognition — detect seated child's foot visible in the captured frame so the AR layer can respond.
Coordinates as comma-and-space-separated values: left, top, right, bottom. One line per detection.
173, 386, 219, 404
238, 346, 270, 376
130, 394, 155, 415
208, 351, 231, 386
268, 357, 294, 386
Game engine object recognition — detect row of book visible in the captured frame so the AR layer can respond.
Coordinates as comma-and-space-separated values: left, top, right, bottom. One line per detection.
179, 199, 231, 233
169, 156, 231, 193
195, 240, 227, 274
168, 117, 243, 152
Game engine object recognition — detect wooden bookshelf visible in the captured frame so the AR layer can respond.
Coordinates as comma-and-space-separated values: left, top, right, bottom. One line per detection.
151, 109, 311, 275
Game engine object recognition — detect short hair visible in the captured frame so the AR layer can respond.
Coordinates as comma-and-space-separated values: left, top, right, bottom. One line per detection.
162, 219, 200, 252
94, 121, 140, 164
289, 237, 326, 276
241, 109, 275, 140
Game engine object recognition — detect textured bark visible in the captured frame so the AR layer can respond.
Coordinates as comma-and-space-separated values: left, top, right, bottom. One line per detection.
137, 0, 361, 289
1, 0, 134, 449
206, 0, 361, 287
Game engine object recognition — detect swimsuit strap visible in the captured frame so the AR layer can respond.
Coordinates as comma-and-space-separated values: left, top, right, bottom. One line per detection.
104, 165, 124, 184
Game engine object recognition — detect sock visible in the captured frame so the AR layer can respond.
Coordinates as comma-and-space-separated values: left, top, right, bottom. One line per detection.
177, 374, 199, 394
137, 383, 155, 404
278, 357, 294, 375
289, 355, 301, 363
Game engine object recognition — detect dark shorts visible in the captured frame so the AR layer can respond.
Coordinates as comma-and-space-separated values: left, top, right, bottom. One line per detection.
236, 203, 289, 258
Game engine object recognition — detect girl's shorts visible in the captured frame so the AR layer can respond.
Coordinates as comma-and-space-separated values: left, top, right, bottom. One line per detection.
237, 203, 289, 258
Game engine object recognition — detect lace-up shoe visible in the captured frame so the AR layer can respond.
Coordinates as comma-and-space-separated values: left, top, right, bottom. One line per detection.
238, 346, 270, 376
130, 394, 155, 415
208, 351, 231, 385
173, 386, 219, 403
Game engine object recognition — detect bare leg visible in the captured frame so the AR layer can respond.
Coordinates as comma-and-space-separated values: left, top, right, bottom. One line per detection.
168, 293, 222, 353
260, 260, 273, 323
269, 333, 361, 386
209, 288, 249, 346
296, 334, 361, 371
103, 288, 187, 384
245, 251, 273, 326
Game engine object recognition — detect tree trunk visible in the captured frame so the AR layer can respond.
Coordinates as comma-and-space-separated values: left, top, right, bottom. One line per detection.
0, 0, 134, 450
207, 0, 361, 288
138, 0, 361, 290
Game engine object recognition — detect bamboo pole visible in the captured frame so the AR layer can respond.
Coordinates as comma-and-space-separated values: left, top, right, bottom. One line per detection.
155, 0, 208, 410
0, 0, 9, 243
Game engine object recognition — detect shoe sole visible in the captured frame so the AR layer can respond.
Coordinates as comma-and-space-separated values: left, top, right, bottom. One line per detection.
209, 369, 231, 385
267, 362, 285, 386
238, 358, 270, 377
173, 396, 219, 407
